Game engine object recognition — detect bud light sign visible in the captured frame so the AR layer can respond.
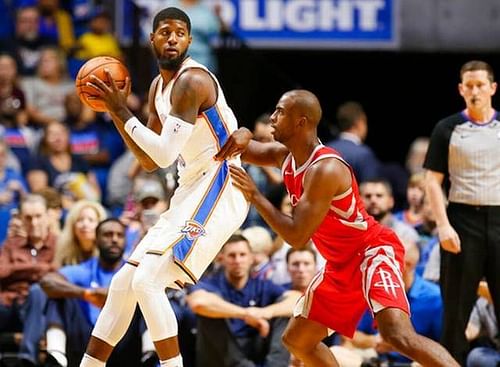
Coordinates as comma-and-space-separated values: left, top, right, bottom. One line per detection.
217, 0, 399, 48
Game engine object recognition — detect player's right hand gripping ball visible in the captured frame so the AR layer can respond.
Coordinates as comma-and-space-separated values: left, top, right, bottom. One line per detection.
75, 56, 130, 112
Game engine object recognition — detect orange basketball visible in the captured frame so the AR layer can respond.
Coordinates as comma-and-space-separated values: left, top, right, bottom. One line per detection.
75, 56, 130, 112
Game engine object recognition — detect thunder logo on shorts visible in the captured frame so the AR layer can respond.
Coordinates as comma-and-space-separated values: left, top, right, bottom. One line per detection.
181, 220, 206, 240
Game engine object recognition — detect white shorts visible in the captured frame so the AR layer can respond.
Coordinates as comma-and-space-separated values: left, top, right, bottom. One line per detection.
128, 162, 248, 286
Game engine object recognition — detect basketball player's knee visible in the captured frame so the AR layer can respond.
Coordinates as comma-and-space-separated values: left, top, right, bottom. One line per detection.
109, 265, 134, 292
131, 269, 150, 298
131, 267, 162, 300
282, 328, 308, 353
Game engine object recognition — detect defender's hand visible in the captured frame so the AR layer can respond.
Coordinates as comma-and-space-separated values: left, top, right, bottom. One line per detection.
229, 164, 259, 202
215, 128, 253, 161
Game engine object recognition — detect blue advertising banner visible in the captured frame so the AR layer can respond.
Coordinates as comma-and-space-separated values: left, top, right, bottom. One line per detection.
216, 0, 399, 49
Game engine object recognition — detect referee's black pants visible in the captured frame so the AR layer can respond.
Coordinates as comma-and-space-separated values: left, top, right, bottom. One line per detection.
440, 203, 500, 366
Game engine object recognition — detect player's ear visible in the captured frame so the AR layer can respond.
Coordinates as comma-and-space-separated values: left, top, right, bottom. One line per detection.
150, 32, 154, 44
297, 116, 307, 127
188, 35, 193, 46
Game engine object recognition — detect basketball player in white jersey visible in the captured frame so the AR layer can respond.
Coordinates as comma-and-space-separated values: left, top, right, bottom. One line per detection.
81, 7, 248, 367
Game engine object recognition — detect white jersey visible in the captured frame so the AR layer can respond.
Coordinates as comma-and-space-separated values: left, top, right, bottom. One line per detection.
154, 57, 240, 186
129, 58, 248, 286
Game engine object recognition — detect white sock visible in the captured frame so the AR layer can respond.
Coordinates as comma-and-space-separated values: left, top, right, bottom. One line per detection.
80, 354, 105, 367
46, 327, 67, 367
160, 355, 183, 366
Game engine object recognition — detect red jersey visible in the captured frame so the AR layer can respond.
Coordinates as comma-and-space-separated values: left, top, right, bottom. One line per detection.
282, 145, 382, 265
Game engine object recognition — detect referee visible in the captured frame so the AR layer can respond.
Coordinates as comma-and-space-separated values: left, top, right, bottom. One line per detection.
424, 59, 500, 365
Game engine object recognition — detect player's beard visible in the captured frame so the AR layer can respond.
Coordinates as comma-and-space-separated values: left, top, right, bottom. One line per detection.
156, 49, 188, 71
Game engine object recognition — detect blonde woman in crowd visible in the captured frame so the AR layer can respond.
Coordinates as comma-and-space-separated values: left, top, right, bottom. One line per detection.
54, 199, 107, 266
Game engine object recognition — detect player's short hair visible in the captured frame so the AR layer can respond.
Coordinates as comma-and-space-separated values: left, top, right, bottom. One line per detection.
153, 7, 191, 33
460, 60, 495, 82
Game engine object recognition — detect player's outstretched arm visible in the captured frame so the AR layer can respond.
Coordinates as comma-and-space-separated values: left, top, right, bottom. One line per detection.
230, 158, 348, 248
216, 127, 289, 168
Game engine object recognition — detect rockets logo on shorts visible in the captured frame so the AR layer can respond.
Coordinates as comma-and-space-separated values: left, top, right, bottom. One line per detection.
181, 220, 206, 240
373, 268, 401, 297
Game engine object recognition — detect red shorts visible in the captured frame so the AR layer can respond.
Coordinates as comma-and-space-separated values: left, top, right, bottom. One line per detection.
294, 228, 410, 338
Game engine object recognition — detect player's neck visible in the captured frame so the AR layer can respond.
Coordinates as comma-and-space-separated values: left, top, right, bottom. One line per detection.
290, 138, 320, 167
159, 69, 178, 85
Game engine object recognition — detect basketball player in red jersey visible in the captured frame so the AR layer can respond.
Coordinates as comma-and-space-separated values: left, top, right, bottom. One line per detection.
216, 90, 458, 367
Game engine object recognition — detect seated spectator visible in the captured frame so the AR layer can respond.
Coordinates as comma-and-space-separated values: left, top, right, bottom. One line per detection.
72, 8, 122, 61
359, 178, 420, 247
120, 178, 168, 258
67, 7, 123, 79
284, 245, 317, 293
415, 194, 439, 277
405, 137, 430, 177
40, 218, 146, 367
0, 53, 37, 174
0, 139, 28, 244
66, 0, 99, 38
0, 6, 57, 76
35, 187, 63, 238
326, 101, 381, 183
20, 47, 74, 127
54, 200, 107, 267
0, 194, 56, 365
186, 234, 300, 367
394, 172, 426, 233
465, 283, 499, 367
348, 240, 442, 365
65, 92, 124, 200
241, 226, 274, 280
284, 245, 320, 367
384, 136, 430, 212
27, 120, 100, 203
36, 0, 75, 54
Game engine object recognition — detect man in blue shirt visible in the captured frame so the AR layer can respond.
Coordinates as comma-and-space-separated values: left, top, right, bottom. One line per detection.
40, 218, 144, 367
187, 233, 301, 367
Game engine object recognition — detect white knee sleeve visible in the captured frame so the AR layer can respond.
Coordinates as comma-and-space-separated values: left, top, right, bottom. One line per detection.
92, 264, 138, 346
132, 254, 179, 341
